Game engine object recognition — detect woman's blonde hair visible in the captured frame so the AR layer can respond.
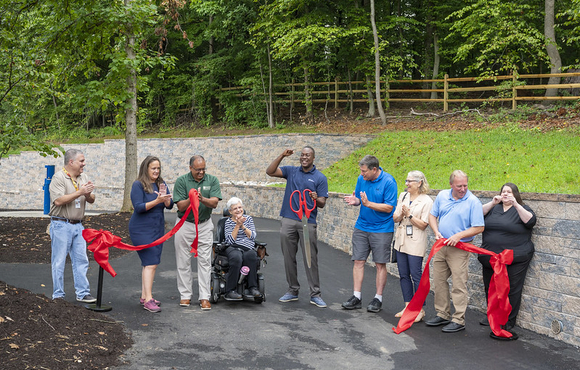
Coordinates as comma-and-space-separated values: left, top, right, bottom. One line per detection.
408, 170, 430, 194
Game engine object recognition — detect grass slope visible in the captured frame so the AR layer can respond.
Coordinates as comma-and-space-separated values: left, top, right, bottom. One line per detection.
323, 126, 580, 194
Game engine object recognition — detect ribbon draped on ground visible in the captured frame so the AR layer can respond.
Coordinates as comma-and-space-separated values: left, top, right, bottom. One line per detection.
392, 238, 514, 339
83, 189, 200, 277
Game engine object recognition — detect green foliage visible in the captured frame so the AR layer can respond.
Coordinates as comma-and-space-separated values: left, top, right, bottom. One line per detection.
446, 0, 549, 76
1, 0, 579, 137
323, 126, 580, 194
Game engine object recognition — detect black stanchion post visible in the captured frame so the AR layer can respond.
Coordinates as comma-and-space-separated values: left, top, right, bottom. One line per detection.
86, 266, 112, 312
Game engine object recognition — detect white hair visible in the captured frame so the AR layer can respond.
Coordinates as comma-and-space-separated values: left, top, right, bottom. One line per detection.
226, 197, 243, 210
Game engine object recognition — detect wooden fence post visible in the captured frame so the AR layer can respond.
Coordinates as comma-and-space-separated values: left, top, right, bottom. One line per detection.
512, 71, 517, 110
335, 77, 339, 109
444, 74, 449, 112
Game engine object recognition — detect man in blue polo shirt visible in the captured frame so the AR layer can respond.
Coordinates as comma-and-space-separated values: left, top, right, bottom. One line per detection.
426, 170, 484, 333
266, 146, 329, 308
342, 155, 398, 313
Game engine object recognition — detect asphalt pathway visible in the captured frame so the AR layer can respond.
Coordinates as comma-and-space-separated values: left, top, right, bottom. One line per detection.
1, 212, 578, 369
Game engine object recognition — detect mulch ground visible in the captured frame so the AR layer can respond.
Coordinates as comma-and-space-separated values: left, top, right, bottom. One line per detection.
0, 213, 134, 369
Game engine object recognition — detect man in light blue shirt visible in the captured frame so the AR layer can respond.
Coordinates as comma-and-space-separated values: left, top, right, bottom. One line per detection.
426, 170, 484, 333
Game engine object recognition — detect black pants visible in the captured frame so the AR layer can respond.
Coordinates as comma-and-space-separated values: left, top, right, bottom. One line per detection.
479, 250, 534, 329
225, 247, 259, 292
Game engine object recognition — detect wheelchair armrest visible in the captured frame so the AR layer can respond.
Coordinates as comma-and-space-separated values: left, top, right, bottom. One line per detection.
255, 241, 267, 247
213, 242, 231, 255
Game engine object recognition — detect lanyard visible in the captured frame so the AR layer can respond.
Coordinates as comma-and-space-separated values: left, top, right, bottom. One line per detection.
62, 168, 79, 191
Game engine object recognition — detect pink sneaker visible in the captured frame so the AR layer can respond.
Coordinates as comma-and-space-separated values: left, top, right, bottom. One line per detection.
143, 299, 161, 313
140, 298, 161, 306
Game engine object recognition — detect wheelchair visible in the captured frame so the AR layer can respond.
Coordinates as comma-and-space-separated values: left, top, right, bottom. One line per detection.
209, 209, 267, 304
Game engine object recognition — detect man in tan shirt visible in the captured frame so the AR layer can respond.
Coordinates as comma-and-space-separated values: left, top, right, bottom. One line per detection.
49, 149, 96, 302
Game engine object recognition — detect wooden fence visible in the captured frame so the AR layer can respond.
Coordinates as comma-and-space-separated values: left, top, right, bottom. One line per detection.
220, 72, 580, 112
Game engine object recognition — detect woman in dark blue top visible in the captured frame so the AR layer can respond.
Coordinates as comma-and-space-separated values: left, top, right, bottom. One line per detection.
129, 156, 173, 313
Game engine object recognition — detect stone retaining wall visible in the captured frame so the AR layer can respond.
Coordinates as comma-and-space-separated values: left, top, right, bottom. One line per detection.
1, 134, 579, 347
221, 184, 580, 348
0, 133, 373, 210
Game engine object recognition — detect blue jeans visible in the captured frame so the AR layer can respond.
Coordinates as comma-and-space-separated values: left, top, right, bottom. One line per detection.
396, 250, 424, 303
50, 220, 91, 300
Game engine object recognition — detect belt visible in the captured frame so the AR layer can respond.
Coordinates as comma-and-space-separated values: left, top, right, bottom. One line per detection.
183, 217, 210, 224
51, 216, 82, 224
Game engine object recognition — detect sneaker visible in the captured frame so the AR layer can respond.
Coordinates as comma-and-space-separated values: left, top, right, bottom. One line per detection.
224, 291, 243, 301
140, 298, 161, 306
310, 296, 327, 308
342, 295, 362, 310
366, 298, 382, 313
77, 294, 97, 303
279, 293, 299, 302
143, 299, 161, 313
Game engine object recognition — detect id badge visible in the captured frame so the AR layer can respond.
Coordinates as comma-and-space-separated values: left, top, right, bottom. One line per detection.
406, 225, 413, 236
75, 198, 81, 209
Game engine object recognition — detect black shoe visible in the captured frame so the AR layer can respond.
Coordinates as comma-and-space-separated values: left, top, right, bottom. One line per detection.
249, 287, 262, 297
490, 331, 519, 341
224, 291, 243, 301
480, 317, 490, 326
341, 295, 362, 310
366, 298, 382, 313
425, 316, 451, 327
442, 322, 465, 333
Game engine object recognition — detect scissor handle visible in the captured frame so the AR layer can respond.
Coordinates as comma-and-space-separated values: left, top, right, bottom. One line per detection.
289, 190, 303, 219
302, 189, 316, 219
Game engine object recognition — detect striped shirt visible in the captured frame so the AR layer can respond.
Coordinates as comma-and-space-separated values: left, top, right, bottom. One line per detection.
224, 215, 257, 250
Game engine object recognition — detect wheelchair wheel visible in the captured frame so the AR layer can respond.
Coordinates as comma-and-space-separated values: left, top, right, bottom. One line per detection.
210, 275, 220, 304
258, 275, 266, 303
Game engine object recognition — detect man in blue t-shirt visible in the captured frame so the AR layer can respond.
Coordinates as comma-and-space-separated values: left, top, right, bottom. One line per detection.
342, 155, 397, 313
426, 170, 484, 333
266, 146, 329, 308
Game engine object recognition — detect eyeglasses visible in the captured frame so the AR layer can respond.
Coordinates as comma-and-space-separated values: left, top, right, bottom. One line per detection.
193, 168, 206, 172
405, 179, 418, 183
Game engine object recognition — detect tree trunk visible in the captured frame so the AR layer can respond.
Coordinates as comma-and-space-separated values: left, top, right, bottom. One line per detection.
544, 0, 562, 100
290, 77, 295, 122
430, 33, 440, 100
121, 0, 138, 213
370, 0, 387, 124
422, 5, 433, 99
348, 69, 354, 115
366, 74, 375, 117
303, 66, 313, 123
267, 45, 274, 128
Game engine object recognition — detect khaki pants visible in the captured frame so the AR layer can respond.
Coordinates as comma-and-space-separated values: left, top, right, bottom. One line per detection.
432, 244, 470, 325
174, 219, 214, 301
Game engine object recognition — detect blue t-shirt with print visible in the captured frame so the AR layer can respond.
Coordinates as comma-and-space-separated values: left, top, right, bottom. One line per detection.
280, 165, 328, 224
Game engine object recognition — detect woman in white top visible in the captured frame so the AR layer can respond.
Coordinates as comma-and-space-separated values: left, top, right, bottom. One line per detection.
392, 171, 433, 322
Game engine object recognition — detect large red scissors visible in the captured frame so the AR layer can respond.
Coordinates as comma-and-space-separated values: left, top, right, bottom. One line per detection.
290, 189, 317, 268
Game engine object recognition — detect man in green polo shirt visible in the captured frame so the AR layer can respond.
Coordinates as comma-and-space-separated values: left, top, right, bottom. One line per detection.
173, 155, 222, 310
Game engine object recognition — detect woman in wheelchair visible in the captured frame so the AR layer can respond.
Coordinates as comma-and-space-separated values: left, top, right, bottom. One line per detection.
223, 197, 262, 301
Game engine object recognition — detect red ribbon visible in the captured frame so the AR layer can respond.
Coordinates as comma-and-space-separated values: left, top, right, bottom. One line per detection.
83, 189, 200, 277
392, 238, 514, 338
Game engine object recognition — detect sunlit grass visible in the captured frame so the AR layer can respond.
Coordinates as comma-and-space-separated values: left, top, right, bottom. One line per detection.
323, 126, 580, 194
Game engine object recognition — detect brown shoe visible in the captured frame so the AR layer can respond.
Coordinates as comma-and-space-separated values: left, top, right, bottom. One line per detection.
179, 299, 191, 307
200, 299, 211, 310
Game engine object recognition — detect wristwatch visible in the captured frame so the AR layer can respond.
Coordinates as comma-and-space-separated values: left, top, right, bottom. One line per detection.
408, 215, 413, 220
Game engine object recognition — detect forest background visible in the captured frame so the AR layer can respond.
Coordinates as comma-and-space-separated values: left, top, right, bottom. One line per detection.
2, 0, 580, 208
